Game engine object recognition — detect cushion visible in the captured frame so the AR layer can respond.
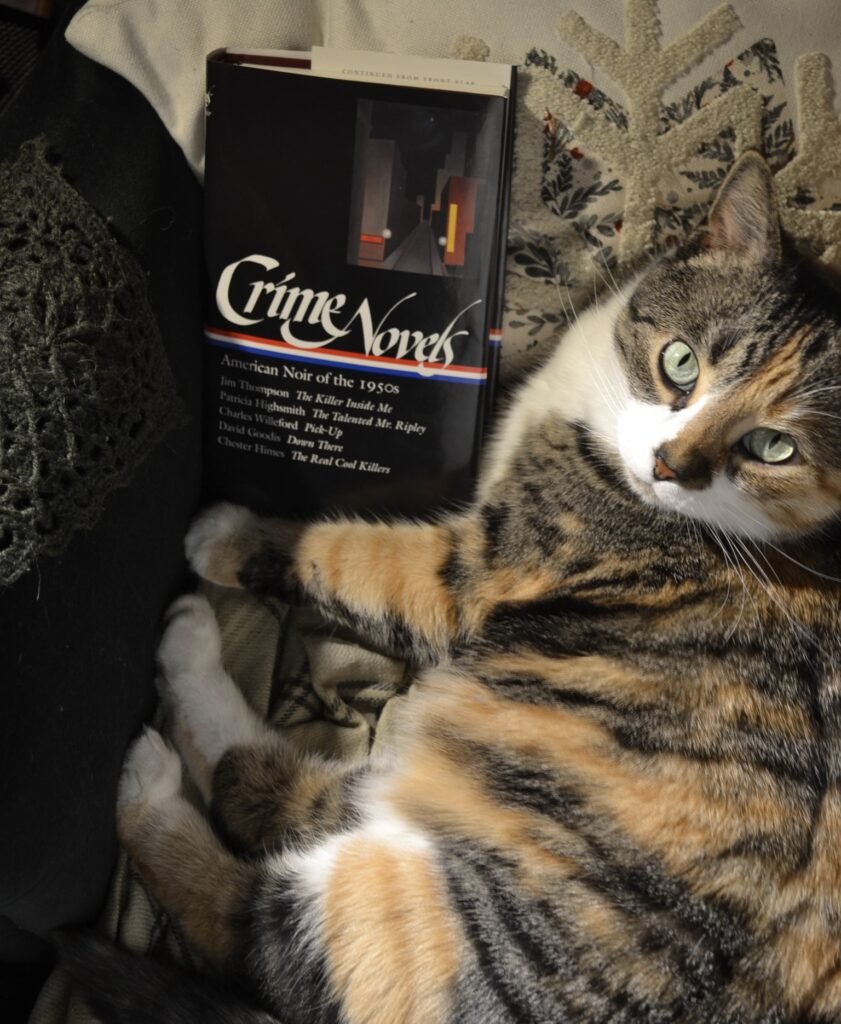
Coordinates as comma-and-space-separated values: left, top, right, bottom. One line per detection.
66, 0, 841, 376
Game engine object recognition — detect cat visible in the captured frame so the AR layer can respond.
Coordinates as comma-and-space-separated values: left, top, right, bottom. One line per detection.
67, 151, 841, 1024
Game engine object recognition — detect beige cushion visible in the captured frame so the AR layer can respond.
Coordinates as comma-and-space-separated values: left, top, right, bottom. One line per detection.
67, 1, 841, 376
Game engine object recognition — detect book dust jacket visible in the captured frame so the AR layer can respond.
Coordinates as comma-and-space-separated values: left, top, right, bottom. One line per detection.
204, 48, 516, 517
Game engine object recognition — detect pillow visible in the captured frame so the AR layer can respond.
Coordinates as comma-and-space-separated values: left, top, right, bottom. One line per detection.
66, 0, 841, 377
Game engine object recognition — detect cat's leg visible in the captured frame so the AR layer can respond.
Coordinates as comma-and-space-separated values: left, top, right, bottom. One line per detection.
185, 503, 475, 662
158, 594, 364, 853
211, 744, 367, 853
156, 592, 276, 805
116, 727, 259, 969
118, 733, 459, 1020
242, 804, 462, 1024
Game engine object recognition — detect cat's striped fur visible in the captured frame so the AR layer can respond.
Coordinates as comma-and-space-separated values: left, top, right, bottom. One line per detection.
72, 153, 841, 1023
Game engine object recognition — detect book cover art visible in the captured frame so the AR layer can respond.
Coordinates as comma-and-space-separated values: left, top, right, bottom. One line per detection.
347, 98, 491, 279
204, 50, 515, 518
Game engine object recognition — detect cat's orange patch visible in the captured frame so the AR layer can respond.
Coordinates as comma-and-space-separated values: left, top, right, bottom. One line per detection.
394, 744, 572, 875
475, 563, 559, 616
709, 679, 812, 738
321, 837, 461, 1024
296, 520, 459, 648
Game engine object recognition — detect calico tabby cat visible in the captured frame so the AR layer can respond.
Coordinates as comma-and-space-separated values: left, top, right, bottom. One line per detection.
71, 152, 841, 1023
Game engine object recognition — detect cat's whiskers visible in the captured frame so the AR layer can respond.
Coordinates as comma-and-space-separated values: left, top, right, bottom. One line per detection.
741, 540, 839, 659
582, 423, 620, 450
682, 515, 732, 624
555, 281, 619, 414
556, 280, 625, 424
591, 258, 623, 308
724, 525, 828, 664
734, 535, 812, 638
704, 492, 834, 665
729, 532, 780, 594
717, 528, 753, 638
759, 538, 841, 584
720, 501, 841, 585
793, 383, 841, 396
743, 536, 841, 665
791, 379, 841, 395
709, 524, 751, 641
729, 524, 785, 588
686, 518, 733, 624
786, 387, 841, 414
791, 410, 841, 425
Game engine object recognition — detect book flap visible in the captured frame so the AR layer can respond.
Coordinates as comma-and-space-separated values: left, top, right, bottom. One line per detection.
312, 46, 512, 97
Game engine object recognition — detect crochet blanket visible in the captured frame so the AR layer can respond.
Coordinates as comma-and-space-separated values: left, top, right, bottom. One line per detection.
0, 141, 182, 587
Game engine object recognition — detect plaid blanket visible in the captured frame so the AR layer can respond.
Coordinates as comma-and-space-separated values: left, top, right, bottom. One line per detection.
29, 584, 410, 1023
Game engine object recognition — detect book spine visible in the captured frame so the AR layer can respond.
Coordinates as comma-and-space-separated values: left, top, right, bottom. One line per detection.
483, 67, 518, 434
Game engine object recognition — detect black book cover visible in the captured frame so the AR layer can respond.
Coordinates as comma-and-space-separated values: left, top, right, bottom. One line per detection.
204, 50, 516, 518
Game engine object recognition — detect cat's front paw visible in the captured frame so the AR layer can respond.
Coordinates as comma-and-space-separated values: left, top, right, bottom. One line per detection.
157, 593, 222, 681
185, 502, 259, 587
117, 728, 182, 813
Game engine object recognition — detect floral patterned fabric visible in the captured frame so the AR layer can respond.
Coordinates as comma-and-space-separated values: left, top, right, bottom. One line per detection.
502, 19, 840, 375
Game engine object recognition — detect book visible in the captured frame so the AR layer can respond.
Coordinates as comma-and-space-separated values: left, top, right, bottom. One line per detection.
203, 46, 516, 518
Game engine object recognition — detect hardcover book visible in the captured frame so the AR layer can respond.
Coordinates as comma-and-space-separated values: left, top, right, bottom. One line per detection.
204, 46, 516, 517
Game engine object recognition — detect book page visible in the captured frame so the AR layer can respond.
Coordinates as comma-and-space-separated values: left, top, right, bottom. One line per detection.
217, 46, 511, 97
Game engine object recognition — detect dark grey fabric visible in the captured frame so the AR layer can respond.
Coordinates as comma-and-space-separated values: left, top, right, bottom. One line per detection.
0, 4, 49, 114
0, 0, 204, 995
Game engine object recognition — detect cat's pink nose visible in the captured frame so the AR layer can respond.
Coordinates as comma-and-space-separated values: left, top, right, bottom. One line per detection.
653, 453, 677, 481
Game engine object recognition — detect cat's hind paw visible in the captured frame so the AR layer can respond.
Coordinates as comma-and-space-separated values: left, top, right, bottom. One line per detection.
157, 593, 222, 682
117, 728, 182, 813
185, 502, 259, 587
155, 593, 272, 799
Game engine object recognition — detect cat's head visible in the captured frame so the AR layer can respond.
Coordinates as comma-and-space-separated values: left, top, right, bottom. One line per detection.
612, 151, 841, 541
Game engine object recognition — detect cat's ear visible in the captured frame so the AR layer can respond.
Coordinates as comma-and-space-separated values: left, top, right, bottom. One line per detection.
704, 150, 781, 264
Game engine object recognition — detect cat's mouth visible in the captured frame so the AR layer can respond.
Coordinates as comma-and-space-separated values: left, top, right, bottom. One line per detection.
623, 468, 658, 504
625, 468, 691, 517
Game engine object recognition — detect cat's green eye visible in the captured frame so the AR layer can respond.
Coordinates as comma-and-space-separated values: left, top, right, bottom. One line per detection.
660, 340, 699, 390
742, 427, 797, 464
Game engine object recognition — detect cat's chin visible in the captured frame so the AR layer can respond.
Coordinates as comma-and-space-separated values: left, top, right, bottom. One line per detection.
623, 470, 703, 525
623, 467, 784, 541
625, 468, 720, 525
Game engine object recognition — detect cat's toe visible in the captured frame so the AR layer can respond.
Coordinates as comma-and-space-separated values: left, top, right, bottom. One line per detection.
117, 728, 182, 812
157, 594, 222, 682
185, 502, 258, 586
